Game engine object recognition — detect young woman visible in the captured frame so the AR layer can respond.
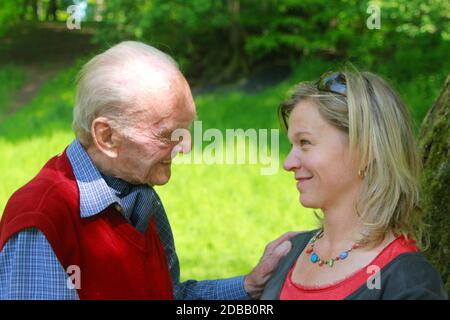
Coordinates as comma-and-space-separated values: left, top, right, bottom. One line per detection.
261, 69, 447, 300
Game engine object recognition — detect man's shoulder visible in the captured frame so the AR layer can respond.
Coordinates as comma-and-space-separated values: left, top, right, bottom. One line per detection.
2, 151, 78, 220
0, 151, 80, 251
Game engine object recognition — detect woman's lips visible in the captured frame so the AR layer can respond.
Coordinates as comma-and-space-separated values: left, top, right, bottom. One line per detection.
296, 177, 313, 189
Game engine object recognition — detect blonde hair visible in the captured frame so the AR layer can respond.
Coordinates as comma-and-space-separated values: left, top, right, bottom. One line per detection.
279, 67, 427, 249
72, 41, 179, 144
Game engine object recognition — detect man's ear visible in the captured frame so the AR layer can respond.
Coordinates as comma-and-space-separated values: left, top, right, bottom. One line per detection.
90, 117, 121, 158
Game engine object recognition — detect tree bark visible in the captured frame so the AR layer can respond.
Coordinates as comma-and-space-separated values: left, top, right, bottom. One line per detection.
419, 74, 450, 292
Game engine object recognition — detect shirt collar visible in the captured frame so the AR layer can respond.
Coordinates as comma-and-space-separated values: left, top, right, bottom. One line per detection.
66, 138, 122, 218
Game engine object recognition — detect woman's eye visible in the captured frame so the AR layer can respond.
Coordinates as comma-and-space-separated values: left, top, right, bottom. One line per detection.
300, 139, 311, 146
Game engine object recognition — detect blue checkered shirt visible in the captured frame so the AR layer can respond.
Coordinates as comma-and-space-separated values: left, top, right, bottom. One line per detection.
0, 139, 249, 300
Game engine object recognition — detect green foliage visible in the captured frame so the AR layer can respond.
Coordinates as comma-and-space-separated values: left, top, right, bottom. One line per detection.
91, 0, 449, 83
2, 0, 448, 84
0, 0, 22, 36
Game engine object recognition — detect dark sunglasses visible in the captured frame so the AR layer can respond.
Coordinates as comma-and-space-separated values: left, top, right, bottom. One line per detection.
278, 103, 290, 132
278, 71, 347, 131
316, 71, 347, 97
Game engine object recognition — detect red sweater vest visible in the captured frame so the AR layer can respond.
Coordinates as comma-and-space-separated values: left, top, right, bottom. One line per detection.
0, 150, 173, 300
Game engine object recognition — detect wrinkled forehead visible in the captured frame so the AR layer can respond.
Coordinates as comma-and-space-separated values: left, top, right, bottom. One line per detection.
131, 71, 196, 130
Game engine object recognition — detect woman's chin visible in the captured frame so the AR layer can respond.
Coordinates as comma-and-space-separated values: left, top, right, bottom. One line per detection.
299, 194, 317, 208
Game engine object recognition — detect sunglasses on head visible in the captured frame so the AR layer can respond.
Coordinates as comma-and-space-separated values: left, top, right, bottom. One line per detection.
316, 71, 347, 97
278, 71, 347, 131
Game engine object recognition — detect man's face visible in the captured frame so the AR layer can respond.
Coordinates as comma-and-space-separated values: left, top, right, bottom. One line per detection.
114, 78, 196, 186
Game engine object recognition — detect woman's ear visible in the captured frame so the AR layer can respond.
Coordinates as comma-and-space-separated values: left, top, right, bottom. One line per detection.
357, 157, 372, 178
90, 117, 120, 158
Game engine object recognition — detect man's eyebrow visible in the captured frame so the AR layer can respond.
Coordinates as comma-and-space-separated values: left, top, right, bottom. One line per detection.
155, 124, 172, 134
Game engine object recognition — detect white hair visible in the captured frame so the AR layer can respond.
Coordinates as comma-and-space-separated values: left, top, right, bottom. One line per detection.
72, 41, 179, 144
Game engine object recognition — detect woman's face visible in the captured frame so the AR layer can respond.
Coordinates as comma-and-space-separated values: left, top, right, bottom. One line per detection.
283, 99, 362, 210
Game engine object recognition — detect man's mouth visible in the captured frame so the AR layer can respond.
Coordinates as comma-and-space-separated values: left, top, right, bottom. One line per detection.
160, 160, 172, 165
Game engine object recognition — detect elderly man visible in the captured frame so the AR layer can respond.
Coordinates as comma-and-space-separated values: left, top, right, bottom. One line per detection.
0, 41, 294, 300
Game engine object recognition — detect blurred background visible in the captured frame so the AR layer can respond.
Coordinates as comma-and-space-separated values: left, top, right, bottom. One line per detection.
0, 0, 449, 283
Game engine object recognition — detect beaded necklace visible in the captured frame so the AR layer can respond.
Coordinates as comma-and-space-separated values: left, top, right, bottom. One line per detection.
306, 229, 360, 268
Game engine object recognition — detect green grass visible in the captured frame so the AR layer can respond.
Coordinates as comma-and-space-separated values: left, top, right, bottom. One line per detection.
0, 64, 28, 117
0, 56, 446, 281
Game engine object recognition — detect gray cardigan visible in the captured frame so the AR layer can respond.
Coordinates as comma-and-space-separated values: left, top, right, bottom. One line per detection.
261, 230, 448, 300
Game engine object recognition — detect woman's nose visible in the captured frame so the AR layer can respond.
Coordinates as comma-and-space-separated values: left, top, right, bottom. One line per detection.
283, 148, 301, 172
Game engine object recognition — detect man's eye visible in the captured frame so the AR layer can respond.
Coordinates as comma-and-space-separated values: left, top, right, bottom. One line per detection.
159, 135, 172, 143
161, 134, 180, 145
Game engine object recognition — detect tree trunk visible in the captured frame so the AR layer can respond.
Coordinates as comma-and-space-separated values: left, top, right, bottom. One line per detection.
419, 74, 450, 292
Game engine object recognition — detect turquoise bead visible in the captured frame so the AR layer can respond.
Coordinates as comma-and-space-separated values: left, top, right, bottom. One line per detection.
339, 251, 348, 260
310, 253, 319, 263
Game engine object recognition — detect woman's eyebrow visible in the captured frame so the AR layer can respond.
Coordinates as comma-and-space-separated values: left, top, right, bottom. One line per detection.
287, 130, 311, 142
296, 130, 312, 137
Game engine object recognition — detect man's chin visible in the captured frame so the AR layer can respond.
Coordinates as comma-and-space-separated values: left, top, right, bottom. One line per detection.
151, 178, 170, 186
148, 173, 171, 186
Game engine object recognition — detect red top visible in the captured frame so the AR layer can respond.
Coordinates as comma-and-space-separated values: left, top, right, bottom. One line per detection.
280, 236, 419, 300
0, 150, 173, 300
